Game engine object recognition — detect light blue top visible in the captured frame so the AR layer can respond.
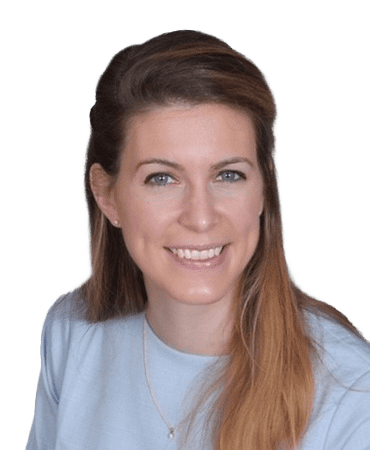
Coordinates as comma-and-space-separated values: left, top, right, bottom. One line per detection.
26, 289, 370, 449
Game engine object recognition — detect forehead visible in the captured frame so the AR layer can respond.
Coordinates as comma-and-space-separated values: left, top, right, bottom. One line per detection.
123, 103, 257, 167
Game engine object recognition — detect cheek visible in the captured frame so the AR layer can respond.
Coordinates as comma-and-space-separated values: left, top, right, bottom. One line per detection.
233, 196, 262, 257
235, 188, 263, 227
117, 195, 168, 252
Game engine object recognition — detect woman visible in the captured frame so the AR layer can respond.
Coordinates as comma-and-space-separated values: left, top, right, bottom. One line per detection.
26, 30, 370, 450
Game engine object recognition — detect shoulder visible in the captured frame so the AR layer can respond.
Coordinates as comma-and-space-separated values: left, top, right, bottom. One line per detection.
41, 288, 144, 399
304, 309, 370, 380
302, 309, 370, 449
42, 288, 88, 353
43, 287, 144, 350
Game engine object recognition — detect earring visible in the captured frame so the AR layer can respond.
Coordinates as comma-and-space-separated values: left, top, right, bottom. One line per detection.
113, 220, 120, 227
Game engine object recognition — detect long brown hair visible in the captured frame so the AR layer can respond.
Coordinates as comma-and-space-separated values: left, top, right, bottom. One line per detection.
79, 30, 369, 449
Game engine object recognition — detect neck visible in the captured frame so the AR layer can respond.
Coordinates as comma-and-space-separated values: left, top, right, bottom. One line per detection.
145, 300, 234, 357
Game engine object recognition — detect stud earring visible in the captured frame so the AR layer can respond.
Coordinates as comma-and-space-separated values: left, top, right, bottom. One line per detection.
113, 220, 120, 227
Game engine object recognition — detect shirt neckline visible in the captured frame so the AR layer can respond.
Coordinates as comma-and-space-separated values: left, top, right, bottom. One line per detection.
143, 312, 229, 360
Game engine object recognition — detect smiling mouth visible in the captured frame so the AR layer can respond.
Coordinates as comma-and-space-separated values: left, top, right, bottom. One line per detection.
165, 244, 228, 260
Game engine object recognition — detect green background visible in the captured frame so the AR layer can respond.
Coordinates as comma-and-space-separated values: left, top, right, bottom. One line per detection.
1, 0, 370, 449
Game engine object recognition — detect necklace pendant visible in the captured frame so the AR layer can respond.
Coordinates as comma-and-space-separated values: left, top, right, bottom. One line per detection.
168, 428, 175, 439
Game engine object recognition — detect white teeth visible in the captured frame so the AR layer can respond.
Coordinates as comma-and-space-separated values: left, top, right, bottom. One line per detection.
170, 246, 223, 260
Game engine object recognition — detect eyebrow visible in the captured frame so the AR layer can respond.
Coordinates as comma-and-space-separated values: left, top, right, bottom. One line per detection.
135, 157, 254, 173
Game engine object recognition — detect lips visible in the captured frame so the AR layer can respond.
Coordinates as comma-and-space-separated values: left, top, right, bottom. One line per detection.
172, 245, 222, 258
165, 244, 228, 258
166, 242, 230, 270
164, 243, 228, 252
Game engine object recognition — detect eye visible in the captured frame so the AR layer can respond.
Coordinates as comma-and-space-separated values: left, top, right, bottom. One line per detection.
144, 170, 246, 187
216, 170, 246, 183
144, 173, 177, 187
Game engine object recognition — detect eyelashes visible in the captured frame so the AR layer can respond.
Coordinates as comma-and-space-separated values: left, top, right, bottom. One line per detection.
144, 170, 247, 187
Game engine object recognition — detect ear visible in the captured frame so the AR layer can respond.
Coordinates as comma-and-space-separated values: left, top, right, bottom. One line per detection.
258, 180, 264, 217
259, 202, 264, 216
89, 163, 121, 227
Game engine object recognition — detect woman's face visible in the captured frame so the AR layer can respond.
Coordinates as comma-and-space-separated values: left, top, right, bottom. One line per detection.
98, 103, 264, 310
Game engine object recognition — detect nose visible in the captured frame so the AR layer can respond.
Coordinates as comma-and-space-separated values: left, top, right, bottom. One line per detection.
178, 182, 220, 232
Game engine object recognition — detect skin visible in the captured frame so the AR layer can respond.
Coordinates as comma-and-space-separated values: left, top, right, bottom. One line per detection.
90, 103, 264, 356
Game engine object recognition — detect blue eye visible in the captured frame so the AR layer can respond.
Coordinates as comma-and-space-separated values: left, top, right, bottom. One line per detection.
145, 173, 176, 186
218, 170, 245, 183
144, 170, 246, 187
